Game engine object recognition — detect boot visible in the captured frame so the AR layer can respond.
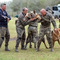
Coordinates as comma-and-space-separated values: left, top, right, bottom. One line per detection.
21, 47, 27, 50
15, 47, 19, 52
5, 47, 10, 51
21, 45, 27, 50
36, 48, 40, 52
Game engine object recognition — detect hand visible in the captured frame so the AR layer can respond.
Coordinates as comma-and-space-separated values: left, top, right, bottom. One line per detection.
30, 18, 35, 21
7, 18, 9, 22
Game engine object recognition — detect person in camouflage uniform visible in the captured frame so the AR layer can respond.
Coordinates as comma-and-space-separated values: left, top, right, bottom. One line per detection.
15, 8, 35, 52
37, 9, 57, 52
25, 11, 41, 50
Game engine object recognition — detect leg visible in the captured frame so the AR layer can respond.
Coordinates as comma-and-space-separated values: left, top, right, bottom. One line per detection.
37, 40, 41, 51
42, 38, 48, 49
25, 35, 31, 49
15, 27, 23, 52
15, 37, 21, 52
5, 28, 10, 51
58, 40, 60, 45
21, 31, 26, 50
36, 26, 45, 51
32, 28, 38, 49
25, 37, 29, 49
0, 37, 4, 48
0, 27, 6, 48
25, 31, 32, 49
46, 29, 53, 52
29, 32, 33, 48
53, 40, 55, 47
29, 42, 32, 48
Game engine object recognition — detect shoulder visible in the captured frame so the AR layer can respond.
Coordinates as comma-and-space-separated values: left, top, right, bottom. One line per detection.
18, 13, 23, 18
46, 12, 52, 18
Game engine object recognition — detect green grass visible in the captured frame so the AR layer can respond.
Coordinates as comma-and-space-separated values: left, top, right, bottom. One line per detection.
0, 18, 60, 60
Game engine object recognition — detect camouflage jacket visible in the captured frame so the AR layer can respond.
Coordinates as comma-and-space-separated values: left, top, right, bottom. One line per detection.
39, 12, 57, 28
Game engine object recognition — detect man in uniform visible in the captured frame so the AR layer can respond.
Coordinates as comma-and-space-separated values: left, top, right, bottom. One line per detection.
25, 11, 41, 50
0, 3, 11, 51
15, 7, 35, 52
37, 9, 57, 52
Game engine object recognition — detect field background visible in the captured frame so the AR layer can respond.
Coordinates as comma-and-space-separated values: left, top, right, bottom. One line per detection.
0, 17, 60, 60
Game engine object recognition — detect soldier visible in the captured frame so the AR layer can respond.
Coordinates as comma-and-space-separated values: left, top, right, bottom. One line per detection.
37, 9, 57, 52
0, 3, 11, 51
15, 7, 35, 52
25, 10, 41, 50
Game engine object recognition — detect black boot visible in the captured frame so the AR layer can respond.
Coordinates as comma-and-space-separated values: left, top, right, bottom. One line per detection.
21, 47, 27, 50
5, 47, 10, 51
21, 45, 27, 50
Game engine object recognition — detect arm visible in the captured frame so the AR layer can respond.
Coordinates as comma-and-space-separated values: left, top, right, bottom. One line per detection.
0, 11, 6, 21
18, 14, 27, 26
50, 15, 57, 29
6, 12, 11, 20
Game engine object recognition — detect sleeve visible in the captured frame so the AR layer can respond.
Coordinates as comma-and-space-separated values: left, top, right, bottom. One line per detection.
0, 11, 6, 21
18, 14, 27, 26
6, 11, 11, 20
50, 15, 57, 28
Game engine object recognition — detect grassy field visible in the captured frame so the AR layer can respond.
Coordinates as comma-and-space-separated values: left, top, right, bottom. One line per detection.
0, 17, 60, 60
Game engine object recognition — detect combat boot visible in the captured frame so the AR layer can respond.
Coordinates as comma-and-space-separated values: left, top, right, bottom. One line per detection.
5, 47, 10, 51
21, 47, 27, 50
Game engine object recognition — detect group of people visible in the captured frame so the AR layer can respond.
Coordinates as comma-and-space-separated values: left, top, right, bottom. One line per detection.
0, 3, 57, 52
15, 7, 57, 52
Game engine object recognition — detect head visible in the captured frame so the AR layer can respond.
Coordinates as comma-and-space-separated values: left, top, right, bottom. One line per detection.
22, 7, 28, 14
1, 3, 6, 11
40, 9, 46, 16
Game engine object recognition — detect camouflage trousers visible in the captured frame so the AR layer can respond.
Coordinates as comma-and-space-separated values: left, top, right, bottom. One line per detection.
25, 26, 39, 49
0, 27, 10, 48
15, 27, 25, 49
37, 25, 53, 49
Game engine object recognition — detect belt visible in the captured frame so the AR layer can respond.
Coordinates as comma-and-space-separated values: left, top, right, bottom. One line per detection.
29, 25, 37, 28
